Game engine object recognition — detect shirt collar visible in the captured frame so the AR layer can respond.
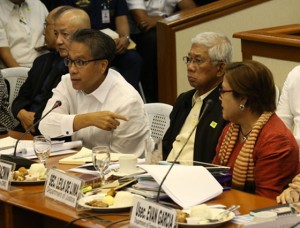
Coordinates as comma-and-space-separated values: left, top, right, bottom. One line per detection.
192, 86, 217, 106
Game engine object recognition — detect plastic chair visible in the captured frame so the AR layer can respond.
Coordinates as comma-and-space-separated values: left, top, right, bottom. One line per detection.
144, 103, 173, 140
1, 67, 29, 106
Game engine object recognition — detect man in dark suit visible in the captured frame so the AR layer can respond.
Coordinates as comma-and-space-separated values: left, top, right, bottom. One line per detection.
12, 6, 90, 134
163, 32, 232, 163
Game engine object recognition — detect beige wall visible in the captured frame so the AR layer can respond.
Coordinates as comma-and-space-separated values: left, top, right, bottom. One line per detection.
175, 0, 300, 95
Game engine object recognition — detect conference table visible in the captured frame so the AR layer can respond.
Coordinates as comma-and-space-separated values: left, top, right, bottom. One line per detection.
0, 131, 278, 228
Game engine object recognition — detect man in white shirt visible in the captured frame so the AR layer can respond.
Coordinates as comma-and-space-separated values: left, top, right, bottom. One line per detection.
0, 0, 48, 68
39, 29, 150, 157
276, 65, 300, 146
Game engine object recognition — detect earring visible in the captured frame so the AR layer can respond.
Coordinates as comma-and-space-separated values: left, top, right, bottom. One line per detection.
240, 104, 245, 110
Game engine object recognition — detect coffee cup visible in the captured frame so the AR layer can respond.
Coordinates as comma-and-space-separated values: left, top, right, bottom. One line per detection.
118, 155, 137, 173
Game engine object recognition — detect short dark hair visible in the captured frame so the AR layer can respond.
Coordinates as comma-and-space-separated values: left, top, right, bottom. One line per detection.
70, 29, 116, 74
52, 5, 74, 20
225, 60, 276, 114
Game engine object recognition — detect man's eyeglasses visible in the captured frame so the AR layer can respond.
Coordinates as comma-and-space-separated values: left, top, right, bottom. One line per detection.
43, 21, 53, 29
183, 56, 209, 65
64, 58, 104, 69
219, 88, 234, 96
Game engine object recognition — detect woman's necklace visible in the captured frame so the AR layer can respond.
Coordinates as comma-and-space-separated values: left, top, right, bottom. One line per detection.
240, 128, 252, 141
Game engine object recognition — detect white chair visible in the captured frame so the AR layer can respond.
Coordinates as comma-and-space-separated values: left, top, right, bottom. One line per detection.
144, 103, 173, 140
1, 67, 29, 106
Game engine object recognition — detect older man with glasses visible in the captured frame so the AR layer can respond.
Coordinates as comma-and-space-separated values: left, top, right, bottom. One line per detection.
11, 6, 89, 135
163, 32, 232, 163
39, 29, 150, 157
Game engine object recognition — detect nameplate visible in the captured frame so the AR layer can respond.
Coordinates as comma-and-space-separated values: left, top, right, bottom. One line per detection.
44, 169, 83, 208
0, 160, 15, 191
130, 197, 176, 228
243, 214, 300, 227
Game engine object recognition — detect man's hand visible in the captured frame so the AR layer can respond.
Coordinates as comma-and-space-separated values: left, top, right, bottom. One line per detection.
138, 16, 162, 32
17, 109, 35, 133
74, 111, 128, 131
115, 37, 129, 55
276, 187, 300, 204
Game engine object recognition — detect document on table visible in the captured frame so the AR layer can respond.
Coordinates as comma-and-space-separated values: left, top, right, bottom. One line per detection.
0, 136, 82, 159
139, 164, 223, 209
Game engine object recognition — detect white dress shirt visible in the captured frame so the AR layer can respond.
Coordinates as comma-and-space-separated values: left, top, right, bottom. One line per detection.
126, 0, 181, 16
0, 0, 48, 67
39, 69, 150, 157
277, 65, 300, 146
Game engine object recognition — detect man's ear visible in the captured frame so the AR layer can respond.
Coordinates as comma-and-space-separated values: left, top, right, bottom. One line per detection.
216, 62, 226, 78
99, 59, 109, 75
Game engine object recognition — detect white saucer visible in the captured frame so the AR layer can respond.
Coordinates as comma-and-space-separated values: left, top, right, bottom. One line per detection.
110, 167, 145, 177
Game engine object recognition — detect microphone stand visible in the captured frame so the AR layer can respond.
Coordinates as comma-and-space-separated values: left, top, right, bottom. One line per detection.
156, 99, 214, 203
0, 101, 62, 169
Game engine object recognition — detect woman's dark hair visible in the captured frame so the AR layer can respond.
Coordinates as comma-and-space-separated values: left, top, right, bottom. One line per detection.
225, 60, 276, 114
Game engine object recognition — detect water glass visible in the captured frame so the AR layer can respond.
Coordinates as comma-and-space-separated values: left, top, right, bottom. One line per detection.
145, 138, 162, 164
92, 146, 111, 186
33, 135, 51, 166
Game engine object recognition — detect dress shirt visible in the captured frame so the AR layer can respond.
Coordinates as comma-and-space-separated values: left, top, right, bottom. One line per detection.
39, 69, 150, 157
0, 0, 48, 67
277, 65, 300, 146
167, 89, 210, 162
126, 0, 181, 16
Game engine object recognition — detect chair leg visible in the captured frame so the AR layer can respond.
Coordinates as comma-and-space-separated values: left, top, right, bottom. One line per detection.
139, 82, 147, 103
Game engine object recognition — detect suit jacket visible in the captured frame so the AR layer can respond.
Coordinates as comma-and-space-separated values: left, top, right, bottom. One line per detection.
12, 51, 68, 133
162, 85, 228, 163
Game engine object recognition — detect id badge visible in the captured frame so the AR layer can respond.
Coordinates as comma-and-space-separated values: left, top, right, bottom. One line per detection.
102, 9, 110, 23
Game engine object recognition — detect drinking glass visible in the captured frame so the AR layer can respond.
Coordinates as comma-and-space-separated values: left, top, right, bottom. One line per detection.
33, 135, 51, 166
92, 146, 111, 186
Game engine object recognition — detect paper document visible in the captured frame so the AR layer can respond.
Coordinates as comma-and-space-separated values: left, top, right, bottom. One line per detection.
139, 165, 223, 209
0, 137, 82, 159
100, 28, 136, 50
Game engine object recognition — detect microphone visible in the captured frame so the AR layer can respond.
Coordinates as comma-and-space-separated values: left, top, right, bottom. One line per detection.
1, 101, 62, 169
156, 99, 214, 203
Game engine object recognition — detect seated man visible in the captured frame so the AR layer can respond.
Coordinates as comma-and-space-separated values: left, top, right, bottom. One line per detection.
0, 0, 48, 68
126, 0, 196, 102
12, 6, 89, 134
163, 32, 231, 163
58, 0, 143, 91
39, 29, 150, 157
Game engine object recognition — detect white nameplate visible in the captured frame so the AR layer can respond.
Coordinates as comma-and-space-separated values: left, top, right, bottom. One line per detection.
44, 169, 82, 208
130, 197, 176, 228
0, 160, 15, 191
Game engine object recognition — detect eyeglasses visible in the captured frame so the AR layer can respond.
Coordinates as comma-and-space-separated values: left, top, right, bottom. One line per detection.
219, 88, 234, 96
183, 56, 210, 65
64, 57, 104, 68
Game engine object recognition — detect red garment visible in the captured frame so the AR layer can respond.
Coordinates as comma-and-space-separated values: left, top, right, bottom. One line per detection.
213, 114, 299, 199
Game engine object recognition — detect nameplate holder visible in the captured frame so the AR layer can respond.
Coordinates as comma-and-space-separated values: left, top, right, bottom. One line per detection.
44, 168, 83, 208
130, 197, 177, 228
0, 159, 15, 191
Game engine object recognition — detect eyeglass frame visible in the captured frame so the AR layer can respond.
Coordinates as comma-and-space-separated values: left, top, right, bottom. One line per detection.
182, 55, 221, 65
64, 57, 104, 69
43, 20, 54, 29
219, 87, 235, 96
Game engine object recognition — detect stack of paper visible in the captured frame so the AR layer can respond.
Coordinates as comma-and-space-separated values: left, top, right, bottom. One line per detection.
0, 137, 82, 159
139, 164, 223, 209
100, 28, 136, 50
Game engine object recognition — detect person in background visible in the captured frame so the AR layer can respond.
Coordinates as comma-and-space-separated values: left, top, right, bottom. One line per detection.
11, 6, 89, 134
0, 0, 48, 68
0, 71, 16, 129
163, 32, 231, 163
126, 0, 196, 102
58, 0, 143, 91
212, 60, 299, 199
39, 29, 150, 157
276, 65, 300, 146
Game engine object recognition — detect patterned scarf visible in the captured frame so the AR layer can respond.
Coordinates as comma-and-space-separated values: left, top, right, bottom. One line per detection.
218, 112, 273, 191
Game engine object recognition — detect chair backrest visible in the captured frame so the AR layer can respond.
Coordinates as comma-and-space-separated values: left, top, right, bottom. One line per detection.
1, 67, 29, 106
144, 103, 173, 140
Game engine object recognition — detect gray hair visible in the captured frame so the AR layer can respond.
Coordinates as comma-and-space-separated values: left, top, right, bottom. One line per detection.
191, 32, 232, 64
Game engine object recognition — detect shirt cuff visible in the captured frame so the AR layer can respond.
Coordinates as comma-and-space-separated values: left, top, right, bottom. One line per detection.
61, 114, 76, 136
